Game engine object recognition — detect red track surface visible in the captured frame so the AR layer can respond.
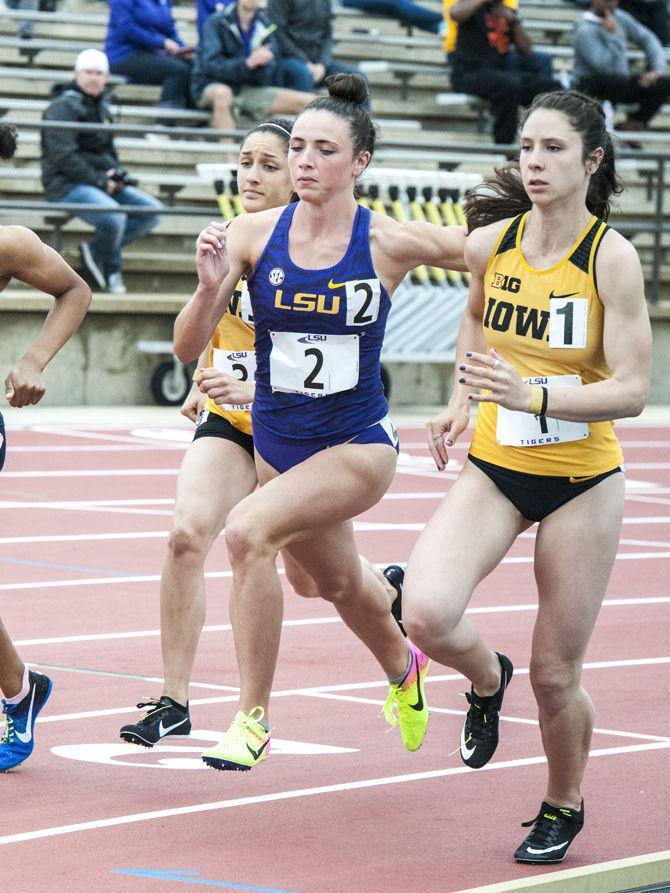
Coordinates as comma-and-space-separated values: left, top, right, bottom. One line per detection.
1, 418, 669, 893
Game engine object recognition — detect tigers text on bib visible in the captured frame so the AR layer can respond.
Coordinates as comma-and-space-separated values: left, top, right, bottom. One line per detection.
269, 331, 359, 398
496, 374, 588, 447
211, 348, 256, 411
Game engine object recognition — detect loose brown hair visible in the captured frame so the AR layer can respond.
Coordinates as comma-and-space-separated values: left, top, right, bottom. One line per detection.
464, 91, 623, 231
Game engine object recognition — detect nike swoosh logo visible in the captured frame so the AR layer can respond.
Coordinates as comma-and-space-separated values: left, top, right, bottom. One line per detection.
526, 841, 570, 855
569, 474, 596, 484
408, 654, 424, 711
158, 717, 189, 737
327, 277, 347, 290
246, 738, 270, 761
549, 290, 578, 300
460, 724, 476, 760
15, 685, 37, 744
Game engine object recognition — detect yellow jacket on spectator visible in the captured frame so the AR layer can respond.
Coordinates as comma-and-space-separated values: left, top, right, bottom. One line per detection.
442, 0, 517, 52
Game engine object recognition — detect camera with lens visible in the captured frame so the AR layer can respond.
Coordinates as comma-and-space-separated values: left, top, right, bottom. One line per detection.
110, 166, 138, 187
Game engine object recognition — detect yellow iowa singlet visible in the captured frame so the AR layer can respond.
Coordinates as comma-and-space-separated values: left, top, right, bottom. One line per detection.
205, 278, 254, 436
469, 213, 624, 477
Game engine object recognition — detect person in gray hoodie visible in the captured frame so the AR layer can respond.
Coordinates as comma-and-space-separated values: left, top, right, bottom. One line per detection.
573, 0, 670, 131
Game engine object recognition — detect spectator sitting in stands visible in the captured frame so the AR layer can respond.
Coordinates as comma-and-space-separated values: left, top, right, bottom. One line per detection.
6, 0, 38, 40
619, 0, 668, 46
41, 49, 163, 295
340, 0, 445, 35
104, 0, 194, 115
443, 0, 558, 79
197, 0, 232, 38
447, 0, 563, 145
190, 0, 315, 137
268, 0, 365, 92
574, 0, 670, 133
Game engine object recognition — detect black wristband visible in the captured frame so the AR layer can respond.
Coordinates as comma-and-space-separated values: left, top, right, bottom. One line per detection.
539, 386, 548, 417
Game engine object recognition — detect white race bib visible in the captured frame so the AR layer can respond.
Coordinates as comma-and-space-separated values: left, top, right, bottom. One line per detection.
496, 374, 589, 447
344, 278, 381, 326
238, 279, 254, 324
211, 348, 256, 411
269, 331, 359, 398
549, 298, 587, 349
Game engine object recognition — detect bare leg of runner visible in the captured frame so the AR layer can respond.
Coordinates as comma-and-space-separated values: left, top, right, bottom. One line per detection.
160, 437, 257, 705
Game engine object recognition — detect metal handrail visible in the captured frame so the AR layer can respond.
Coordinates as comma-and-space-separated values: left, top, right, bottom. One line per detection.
1, 117, 668, 301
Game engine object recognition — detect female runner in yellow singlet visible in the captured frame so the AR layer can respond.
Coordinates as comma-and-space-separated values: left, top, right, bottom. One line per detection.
403, 91, 652, 864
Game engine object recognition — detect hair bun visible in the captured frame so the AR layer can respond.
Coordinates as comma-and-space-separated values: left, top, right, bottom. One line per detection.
325, 73, 369, 107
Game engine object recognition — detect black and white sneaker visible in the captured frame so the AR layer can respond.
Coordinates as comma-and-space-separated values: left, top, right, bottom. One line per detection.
383, 564, 406, 636
79, 241, 106, 290
460, 652, 513, 768
514, 800, 584, 864
120, 696, 191, 748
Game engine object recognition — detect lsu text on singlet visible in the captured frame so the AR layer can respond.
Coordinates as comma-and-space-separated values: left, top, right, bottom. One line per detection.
248, 202, 391, 443
470, 212, 624, 477
205, 278, 254, 436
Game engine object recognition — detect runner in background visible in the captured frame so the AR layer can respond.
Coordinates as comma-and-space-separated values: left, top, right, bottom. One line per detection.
0, 122, 91, 772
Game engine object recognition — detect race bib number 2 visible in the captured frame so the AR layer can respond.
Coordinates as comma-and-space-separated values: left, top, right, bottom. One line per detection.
496, 374, 589, 447
269, 331, 359, 398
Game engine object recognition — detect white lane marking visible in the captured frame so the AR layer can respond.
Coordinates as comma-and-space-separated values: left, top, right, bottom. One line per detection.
27, 655, 670, 727
0, 531, 170, 544
14, 597, 670, 647
10, 445, 185, 453
617, 538, 670, 547
0, 498, 176, 509
28, 427, 190, 446
51, 733, 358, 771
0, 469, 179, 479
2, 742, 670, 846
16, 614, 340, 646
309, 694, 670, 742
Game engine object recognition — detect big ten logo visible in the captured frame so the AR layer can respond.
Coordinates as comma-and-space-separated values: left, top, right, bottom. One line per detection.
274, 290, 340, 315
490, 272, 521, 294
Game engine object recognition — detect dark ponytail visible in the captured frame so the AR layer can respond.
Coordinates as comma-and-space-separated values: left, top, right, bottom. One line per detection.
465, 90, 623, 232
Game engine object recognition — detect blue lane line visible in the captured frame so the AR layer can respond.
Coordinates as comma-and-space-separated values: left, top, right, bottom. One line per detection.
112, 869, 298, 893
0, 556, 142, 576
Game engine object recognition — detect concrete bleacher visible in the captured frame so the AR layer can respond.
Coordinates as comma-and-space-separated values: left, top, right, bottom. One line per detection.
1, 0, 670, 406
0, 1, 668, 235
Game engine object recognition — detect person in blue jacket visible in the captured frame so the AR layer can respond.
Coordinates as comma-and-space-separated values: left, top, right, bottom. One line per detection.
104, 0, 193, 111
190, 0, 314, 135
196, 0, 232, 38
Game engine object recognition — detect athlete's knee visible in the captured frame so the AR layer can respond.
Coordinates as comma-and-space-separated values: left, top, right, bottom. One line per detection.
402, 604, 446, 652
529, 659, 581, 712
402, 588, 460, 651
224, 505, 274, 567
167, 515, 214, 562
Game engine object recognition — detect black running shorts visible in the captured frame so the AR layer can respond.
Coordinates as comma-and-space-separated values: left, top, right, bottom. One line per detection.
468, 454, 621, 523
193, 410, 254, 459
